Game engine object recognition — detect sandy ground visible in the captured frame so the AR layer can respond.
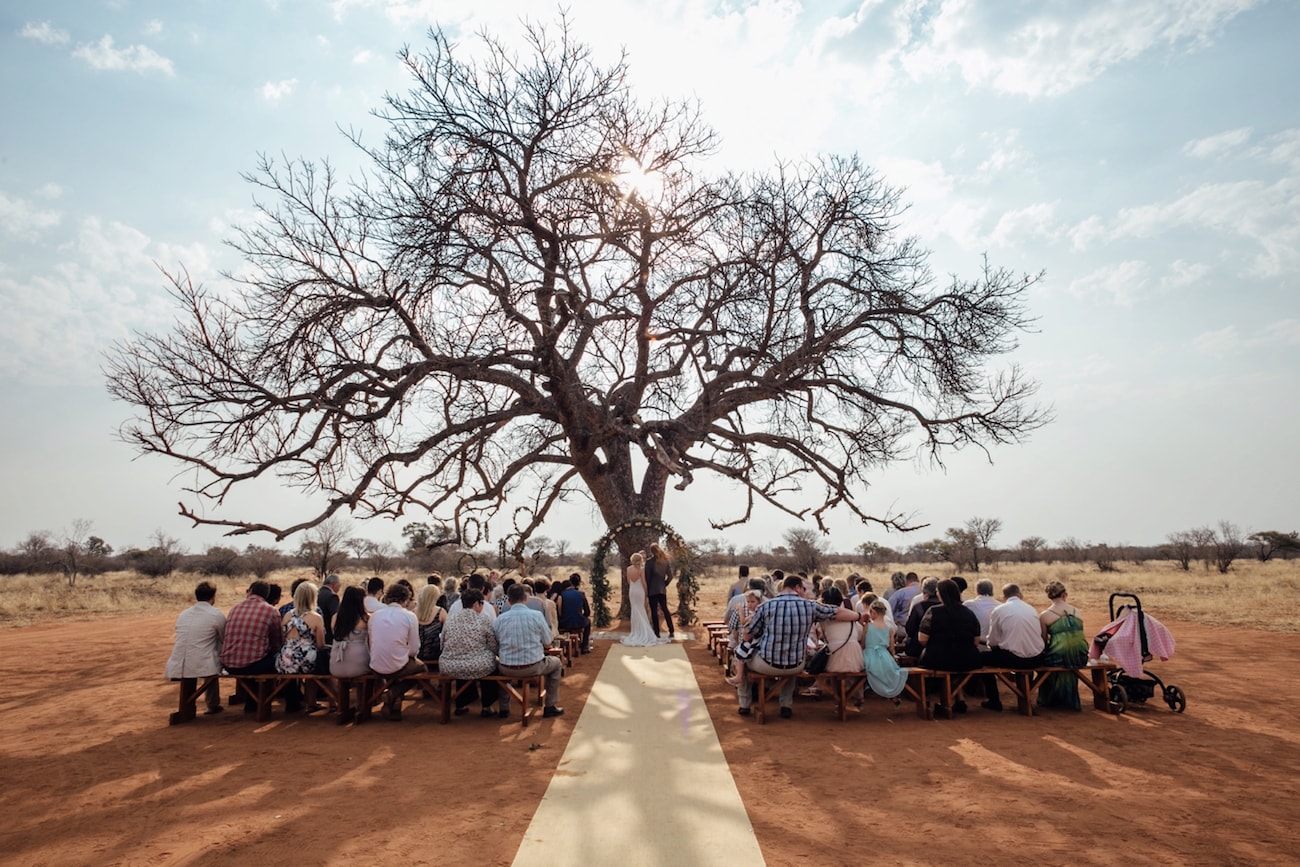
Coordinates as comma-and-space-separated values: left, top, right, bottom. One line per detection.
1, 607, 1297, 866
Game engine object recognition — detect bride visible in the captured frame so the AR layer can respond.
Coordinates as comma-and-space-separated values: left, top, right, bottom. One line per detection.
621, 552, 665, 646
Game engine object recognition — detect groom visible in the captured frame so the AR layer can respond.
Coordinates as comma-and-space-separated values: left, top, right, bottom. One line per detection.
645, 544, 674, 640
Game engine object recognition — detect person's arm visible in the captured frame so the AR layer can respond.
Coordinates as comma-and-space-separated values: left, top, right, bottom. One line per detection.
917, 609, 934, 646
309, 613, 326, 648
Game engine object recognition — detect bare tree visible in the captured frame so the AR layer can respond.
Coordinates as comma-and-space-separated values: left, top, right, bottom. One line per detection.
1164, 531, 1195, 571
133, 530, 185, 581
58, 519, 94, 588
1056, 537, 1087, 565
784, 527, 829, 574
296, 517, 352, 578
1190, 526, 1217, 571
104, 18, 1048, 561
945, 517, 1001, 572
1018, 535, 1046, 563
1213, 520, 1244, 574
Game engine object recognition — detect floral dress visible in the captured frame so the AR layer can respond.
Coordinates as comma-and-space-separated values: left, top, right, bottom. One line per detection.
437, 609, 498, 679
276, 613, 317, 674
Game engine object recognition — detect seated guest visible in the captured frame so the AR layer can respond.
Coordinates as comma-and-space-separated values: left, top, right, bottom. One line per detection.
449, 573, 497, 621
889, 572, 921, 624
964, 579, 999, 639
266, 583, 284, 611
724, 583, 765, 687
280, 577, 309, 616
978, 583, 1046, 711
863, 598, 908, 703
364, 577, 385, 613
330, 586, 372, 678
739, 575, 864, 719
164, 581, 226, 715
439, 589, 504, 717
917, 578, 984, 714
883, 571, 906, 602
495, 583, 564, 719
442, 576, 459, 609
277, 581, 328, 711
816, 586, 866, 705
368, 583, 426, 721
1038, 581, 1087, 710
903, 577, 941, 657
530, 576, 560, 642
276, 581, 325, 675
557, 573, 593, 653
416, 583, 447, 664
220, 581, 297, 714
318, 574, 342, 638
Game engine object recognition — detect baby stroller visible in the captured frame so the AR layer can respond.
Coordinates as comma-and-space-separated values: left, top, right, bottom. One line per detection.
1092, 592, 1185, 714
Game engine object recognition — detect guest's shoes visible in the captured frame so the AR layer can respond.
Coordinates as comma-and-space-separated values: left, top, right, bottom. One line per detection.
454, 705, 470, 716
498, 708, 511, 719
736, 707, 751, 716
779, 707, 793, 719
891, 698, 902, 708
305, 702, 324, 714
381, 702, 402, 721
725, 675, 743, 686
542, 706, 565, 718
204, 706, 224, 715
480, 707, 497, 718
981, 699, 1003, 712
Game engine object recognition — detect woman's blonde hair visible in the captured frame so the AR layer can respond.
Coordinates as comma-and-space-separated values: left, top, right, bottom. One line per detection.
629, 552, 645, 566
415, 583, 443, 624
293, 581, 318, 615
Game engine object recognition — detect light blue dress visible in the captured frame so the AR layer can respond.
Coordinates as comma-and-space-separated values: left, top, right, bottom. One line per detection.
863, 623, 908, 699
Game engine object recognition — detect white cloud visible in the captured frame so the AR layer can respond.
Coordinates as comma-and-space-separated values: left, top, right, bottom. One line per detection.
73, 35, 175, 75
1066, 260, 1148, 306
352, 49, 374, 64
261, 78, 299, 103
36, 183, 65, 200
1160, 260, 1210, 289
0, 191, 61, 241
1253, 128, 1300, 170
1192, 319, 1300, 359
988, 202, 1058, 247
976, 129, 1030, 179
897, 0, 1260, 98
1183, 127, 1252, 159
0, 217, 219, 384
20, 21, 70, 45
144, 19, 164, 36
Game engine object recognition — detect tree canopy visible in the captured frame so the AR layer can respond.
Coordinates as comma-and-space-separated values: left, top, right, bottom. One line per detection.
105, 18, 1048, 552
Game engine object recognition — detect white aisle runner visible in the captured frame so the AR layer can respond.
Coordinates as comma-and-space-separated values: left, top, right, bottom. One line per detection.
512, 642, 765, 867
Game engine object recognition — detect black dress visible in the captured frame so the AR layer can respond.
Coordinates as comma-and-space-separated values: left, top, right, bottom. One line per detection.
917, 605, 982, 671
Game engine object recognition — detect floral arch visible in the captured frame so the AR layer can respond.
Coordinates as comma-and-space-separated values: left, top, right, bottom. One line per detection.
589, 516, 698, 629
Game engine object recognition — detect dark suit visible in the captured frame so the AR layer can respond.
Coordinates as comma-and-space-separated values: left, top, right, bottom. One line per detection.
318, 584, 340, 638
645, 556, 674, 637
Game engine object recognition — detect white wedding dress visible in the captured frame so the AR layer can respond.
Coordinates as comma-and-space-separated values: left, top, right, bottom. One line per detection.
622, 576, 664, 646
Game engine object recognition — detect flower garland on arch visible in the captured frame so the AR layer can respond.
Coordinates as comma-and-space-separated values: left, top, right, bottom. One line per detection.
589, 516, 698, 629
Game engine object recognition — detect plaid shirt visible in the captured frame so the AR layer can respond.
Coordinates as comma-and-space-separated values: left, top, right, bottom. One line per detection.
219, 595, 282, 669
746, 593, 840, 668
494, 603, 552, 666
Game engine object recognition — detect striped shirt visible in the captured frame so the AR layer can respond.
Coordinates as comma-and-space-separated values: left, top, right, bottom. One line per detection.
494, 604, 552, 667
746, 593, 841, 668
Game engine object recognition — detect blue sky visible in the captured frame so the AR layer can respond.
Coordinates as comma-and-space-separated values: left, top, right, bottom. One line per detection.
1, 0, 1296, 557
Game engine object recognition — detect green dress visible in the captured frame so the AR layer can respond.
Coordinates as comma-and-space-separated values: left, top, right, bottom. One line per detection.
1038, 612, 1087, 710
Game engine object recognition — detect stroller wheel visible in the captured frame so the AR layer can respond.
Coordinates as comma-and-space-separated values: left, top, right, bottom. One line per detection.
1164, 685, 1186, 713
1108, 684, 1128, 715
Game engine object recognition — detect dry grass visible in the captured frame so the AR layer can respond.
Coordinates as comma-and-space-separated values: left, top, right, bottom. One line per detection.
3, 558, 1297, 633
688, 558, 1300, 633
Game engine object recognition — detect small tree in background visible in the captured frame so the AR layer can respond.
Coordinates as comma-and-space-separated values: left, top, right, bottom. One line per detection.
784, 527, 828, 574
1213, 521, 1244, 574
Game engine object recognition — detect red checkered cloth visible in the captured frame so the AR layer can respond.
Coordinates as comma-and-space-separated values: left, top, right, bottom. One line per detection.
219, 595, 283, 669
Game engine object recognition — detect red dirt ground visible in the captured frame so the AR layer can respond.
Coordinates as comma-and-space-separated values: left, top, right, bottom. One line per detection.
0, 607, 1295, 866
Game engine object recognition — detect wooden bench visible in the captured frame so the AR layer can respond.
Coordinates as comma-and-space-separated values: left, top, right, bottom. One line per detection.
745, 664, 1117, 722
910, 662, 1120, 718
439, 673, 548, 728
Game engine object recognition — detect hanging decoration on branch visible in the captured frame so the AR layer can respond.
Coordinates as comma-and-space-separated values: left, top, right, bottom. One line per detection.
589, 516, 697, 629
